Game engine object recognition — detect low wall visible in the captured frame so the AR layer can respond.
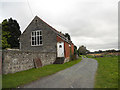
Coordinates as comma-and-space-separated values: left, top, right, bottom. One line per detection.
2, 50, 56, 74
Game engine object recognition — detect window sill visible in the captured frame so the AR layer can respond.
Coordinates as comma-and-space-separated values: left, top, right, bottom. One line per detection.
31, 45, 43, 46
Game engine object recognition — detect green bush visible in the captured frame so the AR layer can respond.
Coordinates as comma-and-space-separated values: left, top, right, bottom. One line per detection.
70, 54, 77, 61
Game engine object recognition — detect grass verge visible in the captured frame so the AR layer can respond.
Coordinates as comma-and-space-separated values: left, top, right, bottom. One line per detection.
3, 57, 82, 88
93, 56, 118, 88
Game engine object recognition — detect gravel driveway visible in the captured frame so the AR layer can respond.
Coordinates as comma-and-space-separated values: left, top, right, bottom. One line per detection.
22, 57, 98, 88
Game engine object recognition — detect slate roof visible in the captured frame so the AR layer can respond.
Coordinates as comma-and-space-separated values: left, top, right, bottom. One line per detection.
35, 16, 73, 44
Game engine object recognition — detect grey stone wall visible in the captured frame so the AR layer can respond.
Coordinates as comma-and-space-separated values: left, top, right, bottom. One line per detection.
2, 50, 56, 74
20, 16, 57, 52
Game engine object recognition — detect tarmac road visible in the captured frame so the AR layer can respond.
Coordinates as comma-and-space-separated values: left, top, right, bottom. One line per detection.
23, 57, 98, 88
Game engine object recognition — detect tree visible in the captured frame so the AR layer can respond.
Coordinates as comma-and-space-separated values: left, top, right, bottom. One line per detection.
0, 24, 2, 49
74, 45, 78, 55
78, 45, 87, 55
64, 33, 71, 41
0, 24, 11, 49
98, 50, 103, 53
86, 50, 90, 54
2, 31, 11, 49
2, 18, 21, 48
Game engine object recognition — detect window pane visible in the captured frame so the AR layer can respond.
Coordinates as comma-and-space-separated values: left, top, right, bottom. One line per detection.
35, 37, 36, 45
59, 45, 62, 48
32, 37, 34, 40
32, 41, 34, 45
40, 31, 42, 35
40, 41, 42, 44
37, 31, 39, 35
35, 32, 36, 37
32, 32, 34, 36
37, 36, 39, 45
40, 36, 42, 40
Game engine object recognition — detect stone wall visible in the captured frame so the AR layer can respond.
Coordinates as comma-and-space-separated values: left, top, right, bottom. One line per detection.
2, 50, 56, 74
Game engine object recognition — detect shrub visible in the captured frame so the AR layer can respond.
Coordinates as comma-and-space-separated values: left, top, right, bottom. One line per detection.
70, 54, 77, 61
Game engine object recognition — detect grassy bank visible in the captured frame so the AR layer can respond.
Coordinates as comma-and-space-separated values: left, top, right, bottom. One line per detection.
3, 57, 82, 88
118, 55, 120, 90
93, 56, 118, 88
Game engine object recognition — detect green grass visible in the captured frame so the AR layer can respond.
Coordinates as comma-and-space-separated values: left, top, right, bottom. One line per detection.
93, 56, 118, 88
79, 55, 87, 58
0, 75, 2, 89
118, 56, 120, 90
86, 55, 94, 58
3, 57, 82, 88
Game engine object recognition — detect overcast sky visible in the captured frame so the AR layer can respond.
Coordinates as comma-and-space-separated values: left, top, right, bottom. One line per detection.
0, 0, 118, 51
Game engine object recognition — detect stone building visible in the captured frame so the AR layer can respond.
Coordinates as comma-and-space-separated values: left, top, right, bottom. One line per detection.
2, 16, 75, 74
20, 16, 74, 63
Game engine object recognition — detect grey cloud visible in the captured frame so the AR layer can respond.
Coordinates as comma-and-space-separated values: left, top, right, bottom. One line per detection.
0, 0, 118, 51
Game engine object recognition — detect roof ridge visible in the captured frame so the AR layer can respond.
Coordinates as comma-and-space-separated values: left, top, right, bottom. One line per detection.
36, 16, 74, 44
36, 16, 66, 38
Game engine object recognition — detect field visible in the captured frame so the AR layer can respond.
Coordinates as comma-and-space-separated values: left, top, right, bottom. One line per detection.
93, 56, 118, 88
2, 57, 82, 88
118, 56, 120, 90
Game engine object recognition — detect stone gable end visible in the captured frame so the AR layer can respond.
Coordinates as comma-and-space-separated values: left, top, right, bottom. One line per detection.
20, 16, 57, 52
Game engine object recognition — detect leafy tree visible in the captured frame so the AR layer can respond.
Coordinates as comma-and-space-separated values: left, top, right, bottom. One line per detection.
74, 45, 78, 55
86, 50, 90, 54
0, 24, 2, 49
64, 33, 71, 41
0, 24, 11, 49
2, 31, 11, 49
78, 45, 87, 55
98, 50, 103, 53
2, 18, 21, 48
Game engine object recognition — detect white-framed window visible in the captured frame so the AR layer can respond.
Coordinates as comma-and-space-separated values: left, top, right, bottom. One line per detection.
31, 30, 43, 46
